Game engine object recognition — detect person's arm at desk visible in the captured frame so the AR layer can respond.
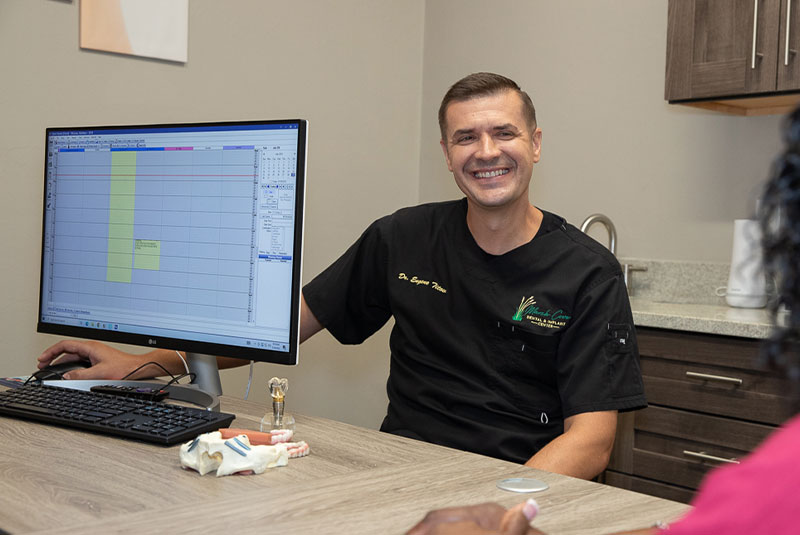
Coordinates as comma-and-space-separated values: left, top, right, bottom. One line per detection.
37, 340, 186, 380
407, 501, 659, 535
524, 410, 618, 479
407, 500, 544, 535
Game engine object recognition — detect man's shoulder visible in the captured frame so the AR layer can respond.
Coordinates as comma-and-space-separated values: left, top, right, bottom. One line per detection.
538, 209, 622, 273
377, 199, 465, 229
391, 199, 464, 218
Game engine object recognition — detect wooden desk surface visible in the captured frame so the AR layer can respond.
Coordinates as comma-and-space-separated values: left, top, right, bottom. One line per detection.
0, 394, 689, 534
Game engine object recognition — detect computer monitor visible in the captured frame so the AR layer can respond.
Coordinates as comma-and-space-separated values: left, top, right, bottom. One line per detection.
38, 119, 307, 395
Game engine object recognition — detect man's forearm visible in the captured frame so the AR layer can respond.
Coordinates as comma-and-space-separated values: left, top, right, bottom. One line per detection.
524, 411, 617, 479
524, 433, 610, 479
141, 349, 195, 378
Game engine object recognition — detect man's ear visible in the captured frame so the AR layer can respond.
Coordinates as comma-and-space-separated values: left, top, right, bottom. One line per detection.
440, 139, 453, 172
531, 128, 542, 163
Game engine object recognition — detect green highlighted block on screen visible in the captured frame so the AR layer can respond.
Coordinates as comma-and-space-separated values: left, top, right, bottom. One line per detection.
105, 152, 161, 281
134, 240, 161, 270
107, 151, 137, 282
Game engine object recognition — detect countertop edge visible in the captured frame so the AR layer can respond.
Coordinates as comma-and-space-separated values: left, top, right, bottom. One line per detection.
630, 299, 774, 339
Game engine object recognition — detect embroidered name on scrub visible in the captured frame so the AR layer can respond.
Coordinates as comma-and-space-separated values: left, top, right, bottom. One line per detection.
513, 295, 572, 330
526, 307, 571, 329
398, 273, 447, 294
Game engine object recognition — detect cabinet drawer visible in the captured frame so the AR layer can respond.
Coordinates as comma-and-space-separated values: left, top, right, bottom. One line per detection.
637, 406, 774, 452
638, 328, 761, 370
638, 329, 792, 425
631, 448, 710, 491
642, 362, 792, 425
631, 407, 773, 490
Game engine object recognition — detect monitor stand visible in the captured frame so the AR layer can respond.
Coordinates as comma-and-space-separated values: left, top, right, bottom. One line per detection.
186, 353, 223, 397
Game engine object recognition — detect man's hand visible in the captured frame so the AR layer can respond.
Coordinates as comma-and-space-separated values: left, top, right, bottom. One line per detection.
37, 340, 172, 380
406, 500, 543, 535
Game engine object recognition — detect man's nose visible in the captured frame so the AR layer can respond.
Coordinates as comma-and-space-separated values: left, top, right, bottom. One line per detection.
475, 134, 501, 160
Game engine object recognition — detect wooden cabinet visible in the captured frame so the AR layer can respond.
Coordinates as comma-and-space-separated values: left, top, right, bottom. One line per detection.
666, 0, 800, 115
602, 327, 793, 503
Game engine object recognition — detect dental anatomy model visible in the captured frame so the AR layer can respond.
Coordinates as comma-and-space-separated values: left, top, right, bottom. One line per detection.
180, 428, 309, 477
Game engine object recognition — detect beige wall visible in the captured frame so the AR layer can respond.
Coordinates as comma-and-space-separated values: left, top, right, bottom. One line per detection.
0, 0, 788, 429
0, 0, 424, 427
420, 0, 783, 261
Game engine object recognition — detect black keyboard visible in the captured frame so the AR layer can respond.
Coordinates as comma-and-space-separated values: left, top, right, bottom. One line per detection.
0, 383, 235, 445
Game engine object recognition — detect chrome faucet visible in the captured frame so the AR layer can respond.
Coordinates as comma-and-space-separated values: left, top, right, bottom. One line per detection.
580, 213, 617, 256
579, 213, 647, 295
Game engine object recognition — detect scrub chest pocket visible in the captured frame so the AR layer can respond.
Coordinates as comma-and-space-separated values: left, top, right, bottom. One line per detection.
489, 320, 563, 422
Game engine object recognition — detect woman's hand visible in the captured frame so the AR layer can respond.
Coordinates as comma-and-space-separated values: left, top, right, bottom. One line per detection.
406, 500, 543, 535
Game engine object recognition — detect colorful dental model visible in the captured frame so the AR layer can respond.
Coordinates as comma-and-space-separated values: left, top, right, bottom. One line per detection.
219, 427, 310, 457
179, 428, 309, 477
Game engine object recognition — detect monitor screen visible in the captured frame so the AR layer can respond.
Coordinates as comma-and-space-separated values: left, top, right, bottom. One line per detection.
38, 120, 307, 383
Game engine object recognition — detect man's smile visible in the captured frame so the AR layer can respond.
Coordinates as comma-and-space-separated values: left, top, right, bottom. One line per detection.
472, 168, 510, 179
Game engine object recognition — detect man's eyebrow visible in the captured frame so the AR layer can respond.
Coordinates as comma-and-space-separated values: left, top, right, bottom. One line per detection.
451, 124, 520, 138
453, 123, 519, 137
492, 123, 521, 132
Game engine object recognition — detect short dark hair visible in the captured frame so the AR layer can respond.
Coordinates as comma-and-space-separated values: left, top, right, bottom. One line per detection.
438, 72, 537, 141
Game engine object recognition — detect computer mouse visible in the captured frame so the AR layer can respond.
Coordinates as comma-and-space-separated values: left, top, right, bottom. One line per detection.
31, 360, 92, 381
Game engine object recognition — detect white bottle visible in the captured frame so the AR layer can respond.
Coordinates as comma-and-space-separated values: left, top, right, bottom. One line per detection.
726, 219, 767, 308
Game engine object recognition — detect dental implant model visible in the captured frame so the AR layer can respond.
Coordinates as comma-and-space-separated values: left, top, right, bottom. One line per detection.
261, 377, 295, 432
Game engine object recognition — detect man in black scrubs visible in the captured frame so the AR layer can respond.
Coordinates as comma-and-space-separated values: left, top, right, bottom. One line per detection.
299, 72, 645, 478
39, 73, 645, 479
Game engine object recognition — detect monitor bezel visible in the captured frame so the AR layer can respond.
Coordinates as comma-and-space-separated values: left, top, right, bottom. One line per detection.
37, 119, 307, 367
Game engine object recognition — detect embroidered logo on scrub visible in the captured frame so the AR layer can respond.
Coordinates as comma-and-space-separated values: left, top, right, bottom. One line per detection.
398, 273, 447, 294
512, 295, 572, 330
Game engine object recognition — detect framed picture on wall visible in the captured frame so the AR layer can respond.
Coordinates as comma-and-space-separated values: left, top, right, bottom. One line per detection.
80, 0, 188, 63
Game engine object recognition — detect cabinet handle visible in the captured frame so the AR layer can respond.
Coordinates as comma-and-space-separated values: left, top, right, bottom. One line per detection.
786, 0, 793, 65
685, 371, 743, 386
752, 0, 760, 69
683, 450, 740, 464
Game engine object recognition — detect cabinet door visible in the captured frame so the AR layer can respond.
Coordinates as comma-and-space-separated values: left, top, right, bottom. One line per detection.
777, 0, 800, 89
666, 0, 781, 101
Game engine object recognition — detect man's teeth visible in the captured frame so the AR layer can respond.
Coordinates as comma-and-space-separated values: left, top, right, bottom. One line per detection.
473, 169, 508, 178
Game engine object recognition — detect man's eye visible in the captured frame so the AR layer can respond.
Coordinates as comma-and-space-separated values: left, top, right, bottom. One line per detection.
497, 131, 515, 138
456, 135, 475, 144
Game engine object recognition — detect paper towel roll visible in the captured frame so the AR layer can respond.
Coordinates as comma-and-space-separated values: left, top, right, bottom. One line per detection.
726, 219, 767, 308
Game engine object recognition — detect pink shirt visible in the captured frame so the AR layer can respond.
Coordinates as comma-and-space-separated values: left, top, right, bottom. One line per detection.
664, 413, 800, 535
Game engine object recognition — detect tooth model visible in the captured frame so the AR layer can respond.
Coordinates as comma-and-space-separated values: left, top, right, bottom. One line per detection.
261, 376, 296, 432
179, 431, 288, 476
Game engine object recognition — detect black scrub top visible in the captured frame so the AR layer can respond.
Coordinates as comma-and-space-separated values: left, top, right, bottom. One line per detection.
303, 199, 646, 464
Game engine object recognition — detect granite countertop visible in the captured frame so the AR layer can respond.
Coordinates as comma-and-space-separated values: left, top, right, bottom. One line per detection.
620, 258, 776, 340
629, 298, 773, 339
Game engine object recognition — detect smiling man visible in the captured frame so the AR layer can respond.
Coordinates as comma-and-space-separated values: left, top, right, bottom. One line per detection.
39, 73, 645, 479
301, 72, 646, 478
